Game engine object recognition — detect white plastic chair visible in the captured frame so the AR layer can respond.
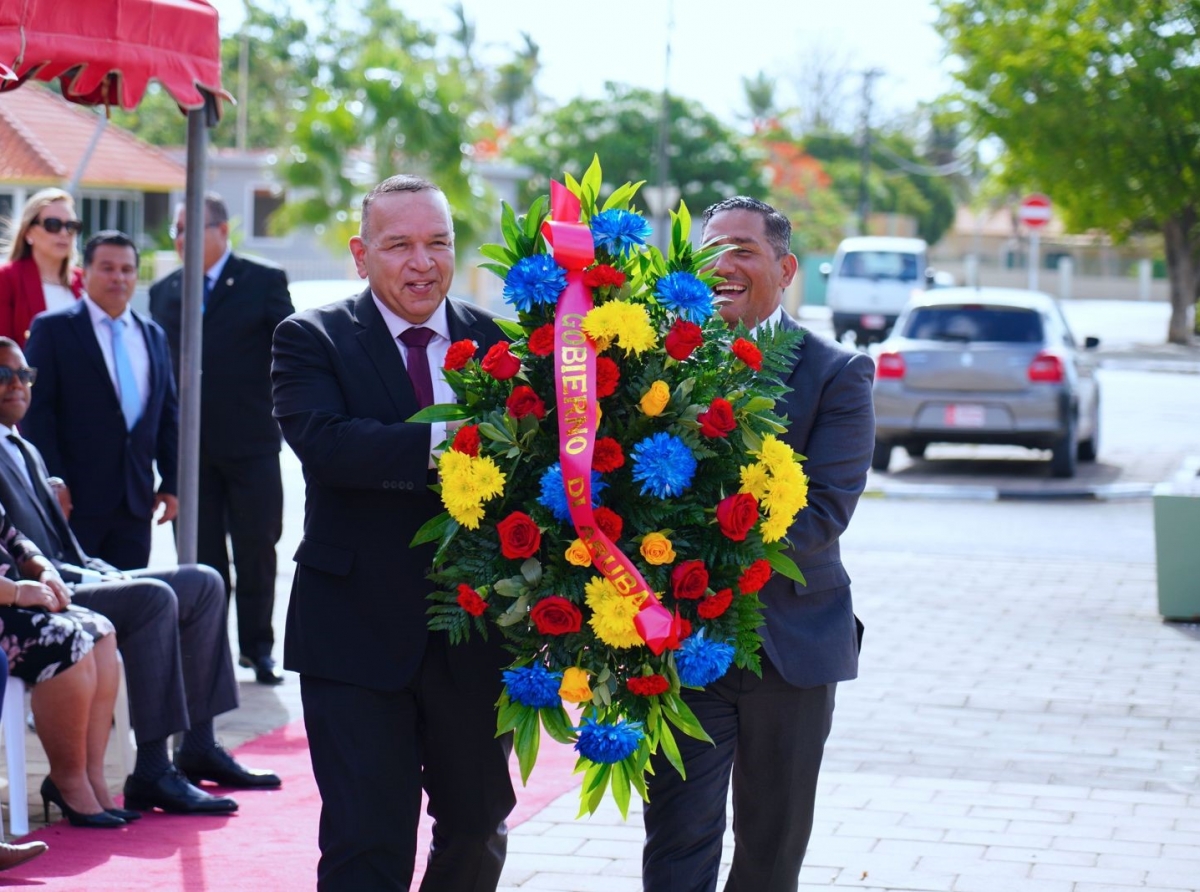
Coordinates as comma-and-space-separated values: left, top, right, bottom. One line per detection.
2, 653, 135, 836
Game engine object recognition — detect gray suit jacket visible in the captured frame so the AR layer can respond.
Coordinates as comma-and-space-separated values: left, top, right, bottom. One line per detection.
757, 314, 875, 688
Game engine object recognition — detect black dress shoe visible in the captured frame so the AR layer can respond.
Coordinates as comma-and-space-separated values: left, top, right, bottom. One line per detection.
175, 743, 282, 789
123, 766, 239, 814
240, 654, 284, 685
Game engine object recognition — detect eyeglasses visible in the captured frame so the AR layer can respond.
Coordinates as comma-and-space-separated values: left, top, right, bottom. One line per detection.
0, 367, 37, 386
33, 218, 83, 235
169, 222, 220, 240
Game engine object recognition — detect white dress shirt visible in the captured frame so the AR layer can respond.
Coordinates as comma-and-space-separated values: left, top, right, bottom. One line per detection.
82, 295, 151, 417
371, 294, 454, 465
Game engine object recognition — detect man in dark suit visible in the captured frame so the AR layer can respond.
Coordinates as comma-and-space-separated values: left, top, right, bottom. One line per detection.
0, 334, 281, 813
641, 197, 876, 892
150, 194, 295, 685
272, 175, 515, 891
22, 231, 177, 571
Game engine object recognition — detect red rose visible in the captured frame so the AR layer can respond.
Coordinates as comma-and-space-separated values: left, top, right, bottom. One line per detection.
697, 397, 737, 438
627, 674, 670, 696
583, 264, 627, 290
595, 356, 620, 398
732, 337, 763, 371
481, 341, 521, 380
530, 595, 583, 635
716, 492, 759, 542
506, 385, 546, 420
697, 587, 734, 619
737, 559, 772, 594
662, 611, 692, 650
456, 583, 487, 617
665, 320, 703, 361
496, 511, 542, 559
593, 506, 623, 542
443, 339, 477, 371
592, 437, 625, 473
527, 324, 555, 357
451, 424, 481, 457
671, 560, 709, 600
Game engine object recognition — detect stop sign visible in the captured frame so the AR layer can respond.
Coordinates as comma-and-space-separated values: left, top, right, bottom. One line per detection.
1018, 193, 1052, 229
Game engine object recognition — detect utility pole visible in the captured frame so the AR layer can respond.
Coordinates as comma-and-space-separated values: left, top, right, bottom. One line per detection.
857, 68, 883, 236
652, 0, 675, 251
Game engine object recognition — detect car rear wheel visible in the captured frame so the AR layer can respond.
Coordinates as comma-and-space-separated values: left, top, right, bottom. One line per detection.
1077, 395, 1100, 462
871, 440, 892, 472
1049, 418, 1077, 478
904, 442, 928, 459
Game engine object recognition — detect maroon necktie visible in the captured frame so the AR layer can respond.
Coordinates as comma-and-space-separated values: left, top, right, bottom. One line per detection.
399, 326, 436, 409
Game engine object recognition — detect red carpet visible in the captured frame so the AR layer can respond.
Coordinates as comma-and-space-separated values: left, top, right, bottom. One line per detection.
3, 720, 582, 889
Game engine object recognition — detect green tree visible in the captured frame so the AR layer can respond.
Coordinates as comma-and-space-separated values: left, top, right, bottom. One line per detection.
803, 131, 958, 245
274, 0, 485, 249
506, 83, 764, 217
937, 0, 1200, 344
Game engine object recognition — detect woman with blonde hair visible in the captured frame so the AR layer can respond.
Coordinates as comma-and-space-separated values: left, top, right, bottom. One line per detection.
0, 188, 84, 346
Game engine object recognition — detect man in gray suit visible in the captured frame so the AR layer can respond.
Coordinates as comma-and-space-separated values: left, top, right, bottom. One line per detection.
641, 197, 875, 892
0, 336, 280, 814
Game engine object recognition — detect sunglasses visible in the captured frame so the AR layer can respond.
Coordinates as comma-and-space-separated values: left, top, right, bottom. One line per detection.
34, 218, 84, 235
0, 367, 36, 386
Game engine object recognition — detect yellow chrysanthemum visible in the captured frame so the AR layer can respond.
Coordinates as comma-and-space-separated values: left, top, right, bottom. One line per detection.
565, 539, 592, 566
739, 461, 771, 501
756, 435, 796, 474
437, 451, 506, 529
760, 513, 791, 543
639, 531, 676, 565
640, 380, 670, 417
584, 577, 646, 649
582, 301, 656, 355
559, 667, 592, 703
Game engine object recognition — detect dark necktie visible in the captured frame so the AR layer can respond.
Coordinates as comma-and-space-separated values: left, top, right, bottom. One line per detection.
6, 434, 38, 495
203, 276, 213, 311
399, 326, 436, 410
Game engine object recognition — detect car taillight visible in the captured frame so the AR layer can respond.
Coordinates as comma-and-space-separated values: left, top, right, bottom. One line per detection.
876, 352, 906, 380
1028, 351, 1064, 383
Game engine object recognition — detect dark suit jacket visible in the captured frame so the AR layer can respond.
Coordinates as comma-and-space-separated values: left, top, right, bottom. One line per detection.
272, 290, 509, 690
22, 300, 179, 522
149, 253, 294, 460
757, 314, 875, 689
0, 256, 84, 346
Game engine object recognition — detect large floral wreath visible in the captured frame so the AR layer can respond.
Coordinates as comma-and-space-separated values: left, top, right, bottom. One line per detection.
415, 157, 808, 816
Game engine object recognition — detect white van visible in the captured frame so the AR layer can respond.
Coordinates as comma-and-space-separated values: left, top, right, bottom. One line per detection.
821, 236, 933, 345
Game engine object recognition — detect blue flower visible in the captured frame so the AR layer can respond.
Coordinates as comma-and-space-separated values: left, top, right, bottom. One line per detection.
503, 254, 568, 313
630, 433, 696, 499
575, 715, 645, 764
675, 632, 735, 687
655, 272, 714, 323
590, 209, 651, 257
503, 664, 563, 709
537, 463, 607, 524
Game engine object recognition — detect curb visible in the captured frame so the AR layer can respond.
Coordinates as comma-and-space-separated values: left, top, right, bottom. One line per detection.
863, 481, 1155, 502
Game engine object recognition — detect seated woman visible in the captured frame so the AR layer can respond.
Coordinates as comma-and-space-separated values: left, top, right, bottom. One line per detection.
0, 188, 84, 346
0, 503, 132, 828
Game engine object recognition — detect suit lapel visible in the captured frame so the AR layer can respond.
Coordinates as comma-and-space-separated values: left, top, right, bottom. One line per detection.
352, 291, 417, 420
68, 302, 122, 409
0, 439, 64, 550
203, 254, 238, 316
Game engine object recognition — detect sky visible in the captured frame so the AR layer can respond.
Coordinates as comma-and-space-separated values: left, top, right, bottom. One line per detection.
206, 0, 956, 127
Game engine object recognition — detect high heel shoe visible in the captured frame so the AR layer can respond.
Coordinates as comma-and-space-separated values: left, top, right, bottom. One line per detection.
40, 777, 125, 828
105, 806, 141, 822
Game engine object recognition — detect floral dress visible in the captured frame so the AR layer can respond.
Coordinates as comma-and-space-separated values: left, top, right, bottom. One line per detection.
0, 506, 113, 685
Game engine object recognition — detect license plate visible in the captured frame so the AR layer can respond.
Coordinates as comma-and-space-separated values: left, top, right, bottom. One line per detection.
945, 404, 986, 427
861, 314, 886, 330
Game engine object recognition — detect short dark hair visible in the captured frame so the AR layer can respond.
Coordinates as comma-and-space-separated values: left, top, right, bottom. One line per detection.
83, 230, 139, 267
702, 196, 792, 258
0, 336, 20, 353
360, 175, 445, 241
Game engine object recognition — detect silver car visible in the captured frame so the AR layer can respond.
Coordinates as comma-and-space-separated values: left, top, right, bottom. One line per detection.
871, 288, 1101, 478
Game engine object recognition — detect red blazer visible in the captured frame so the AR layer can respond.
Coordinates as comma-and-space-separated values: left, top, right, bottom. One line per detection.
0, 256, 84, 346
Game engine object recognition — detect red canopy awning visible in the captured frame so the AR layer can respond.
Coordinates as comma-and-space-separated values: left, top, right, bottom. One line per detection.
0, 0, 228, 115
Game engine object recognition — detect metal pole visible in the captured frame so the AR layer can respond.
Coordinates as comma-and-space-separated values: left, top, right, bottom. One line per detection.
652, 0, 674, 252
176, 107, 208, 564
66, 110, 107, 199
857, 68, 882, 236
1028, 230, 1040, 292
